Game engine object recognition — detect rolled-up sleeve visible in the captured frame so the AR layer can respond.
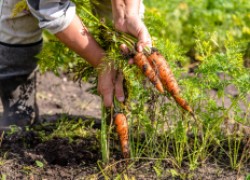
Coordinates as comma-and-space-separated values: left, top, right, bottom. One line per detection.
26, 0, 76, 34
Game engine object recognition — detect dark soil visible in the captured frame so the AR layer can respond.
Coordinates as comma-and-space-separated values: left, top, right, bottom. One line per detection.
0, 72, 249, 179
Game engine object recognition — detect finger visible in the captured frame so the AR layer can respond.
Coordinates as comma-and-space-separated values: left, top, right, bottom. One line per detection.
137, 39, 152, 52
120, 44, 130, 54
120, 44, 134, 64
97, 69, 115, 107
128, 58, 134, 65
137, 41, 152, 53
136, 26, 152, 52
103, 90, 114, 107
115, 71, 125, 102
98, 83, 114, 107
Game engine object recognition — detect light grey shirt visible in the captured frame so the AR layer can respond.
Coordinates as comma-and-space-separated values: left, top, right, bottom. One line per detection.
0, 0, 76, 44
26, 0, 76, 34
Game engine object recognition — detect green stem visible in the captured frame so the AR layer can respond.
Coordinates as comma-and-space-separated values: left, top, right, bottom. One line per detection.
129, 115, 135, 159
80, 5, 100, 24
101, 102, 109, 163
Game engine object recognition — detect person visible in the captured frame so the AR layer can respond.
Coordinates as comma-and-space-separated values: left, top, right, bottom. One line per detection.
0, 0, 152, 131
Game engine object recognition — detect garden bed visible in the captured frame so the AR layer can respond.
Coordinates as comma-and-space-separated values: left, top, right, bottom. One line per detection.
0, 72, 249, 179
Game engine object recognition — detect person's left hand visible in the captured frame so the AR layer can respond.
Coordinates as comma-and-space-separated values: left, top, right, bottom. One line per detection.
97, 65, 125, 107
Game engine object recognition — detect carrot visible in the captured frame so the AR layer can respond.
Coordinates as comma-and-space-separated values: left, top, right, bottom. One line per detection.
134, 52, 164, 93
114, 113, 130, 159
147, 49, 194, 115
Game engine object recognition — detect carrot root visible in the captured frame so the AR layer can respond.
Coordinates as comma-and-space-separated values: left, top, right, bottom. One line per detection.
114, 113, 130, 159
147, 49, 195, 115
173, 95, 193, 114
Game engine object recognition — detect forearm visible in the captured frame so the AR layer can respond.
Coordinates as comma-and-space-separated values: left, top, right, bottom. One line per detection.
55, 15, 105, 67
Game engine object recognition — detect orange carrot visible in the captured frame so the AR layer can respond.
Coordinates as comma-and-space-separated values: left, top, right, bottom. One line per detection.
147, 49, 194, 115
114, 113, 129, 159
134, 52, 164, 93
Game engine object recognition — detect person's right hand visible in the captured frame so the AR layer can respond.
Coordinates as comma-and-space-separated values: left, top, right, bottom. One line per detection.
111, 0, 152, 64
115, 15, 152, 53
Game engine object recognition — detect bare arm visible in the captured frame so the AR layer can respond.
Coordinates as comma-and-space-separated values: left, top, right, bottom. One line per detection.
55, 15, 104, 68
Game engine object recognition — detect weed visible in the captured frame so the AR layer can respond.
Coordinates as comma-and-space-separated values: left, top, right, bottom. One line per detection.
246, 174, 250, 180
35, 160, 44, 168
41, 117, 97, 141
0, 174, 6, 180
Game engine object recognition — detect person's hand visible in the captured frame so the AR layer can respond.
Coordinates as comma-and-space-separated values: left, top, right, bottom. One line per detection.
97, 65, 125, 107
115, 15, 152, 53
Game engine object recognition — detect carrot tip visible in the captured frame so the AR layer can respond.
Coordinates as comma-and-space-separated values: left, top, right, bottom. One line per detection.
157, 86, 164, 93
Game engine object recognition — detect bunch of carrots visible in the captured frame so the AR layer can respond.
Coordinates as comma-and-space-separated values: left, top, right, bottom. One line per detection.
134, 47, 195, 116
114, 48, 195, 161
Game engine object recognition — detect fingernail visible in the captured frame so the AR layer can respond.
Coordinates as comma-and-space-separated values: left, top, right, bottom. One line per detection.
117, 96, 125, 102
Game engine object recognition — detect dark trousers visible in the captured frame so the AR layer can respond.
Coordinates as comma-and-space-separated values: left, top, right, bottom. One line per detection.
0, 41, 42, 128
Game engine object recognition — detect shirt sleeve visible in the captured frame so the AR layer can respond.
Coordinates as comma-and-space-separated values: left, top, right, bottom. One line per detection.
26, 0, 76, 34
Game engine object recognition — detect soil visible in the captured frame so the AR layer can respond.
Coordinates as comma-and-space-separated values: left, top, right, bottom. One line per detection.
0, 72, 249, 179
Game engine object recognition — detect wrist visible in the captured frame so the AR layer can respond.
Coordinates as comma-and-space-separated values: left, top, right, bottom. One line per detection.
90, 50, 106, 68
